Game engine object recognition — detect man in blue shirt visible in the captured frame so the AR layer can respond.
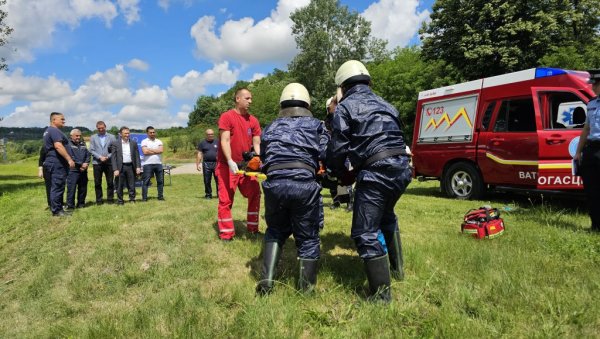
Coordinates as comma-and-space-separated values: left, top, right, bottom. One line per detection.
575, 69, 600, 232
42, 112, 75, 216
196, 129, 219, 199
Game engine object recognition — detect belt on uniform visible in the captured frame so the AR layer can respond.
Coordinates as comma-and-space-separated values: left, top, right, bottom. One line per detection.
265, 161, 315, 174
362, 148, 407, 169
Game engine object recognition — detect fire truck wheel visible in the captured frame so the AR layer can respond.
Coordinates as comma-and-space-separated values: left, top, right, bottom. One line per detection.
443, 162, 484, 200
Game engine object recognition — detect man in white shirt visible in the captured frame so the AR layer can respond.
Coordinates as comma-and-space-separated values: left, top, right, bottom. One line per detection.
141, 126, 165, 201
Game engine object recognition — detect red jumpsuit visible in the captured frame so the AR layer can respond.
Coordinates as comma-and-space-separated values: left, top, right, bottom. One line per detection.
216, 109, 261, 240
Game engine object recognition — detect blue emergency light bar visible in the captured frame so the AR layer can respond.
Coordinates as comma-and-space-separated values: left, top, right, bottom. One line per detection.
535, 67, 567, 78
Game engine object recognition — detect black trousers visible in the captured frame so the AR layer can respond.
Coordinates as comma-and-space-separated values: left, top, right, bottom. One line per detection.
202, 161, 218, 197
43, 165, 52, 207
116, 163, 136, 203
66, 169, 88, 208
581, 143, 600, 230
93, 162, 114, 202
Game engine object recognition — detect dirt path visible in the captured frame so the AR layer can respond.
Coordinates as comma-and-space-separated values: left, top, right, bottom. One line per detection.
167, 163, 198, 175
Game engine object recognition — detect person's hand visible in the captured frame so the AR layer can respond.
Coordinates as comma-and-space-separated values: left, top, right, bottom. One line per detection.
81, 163, 88, 172
100, 156, 107, 162
247, 156, 261, 171
68, 159, 75, 169
227, 159, 239, 174
136, 168, 141, 175
197, 163, 203, 172
114, 170, 120, 177
38, 167, 43, 178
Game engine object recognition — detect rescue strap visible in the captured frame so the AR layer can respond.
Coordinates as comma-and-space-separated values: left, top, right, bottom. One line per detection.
362, 148, 407, 169
265, 161, 315, 174
278, 107, 313, 118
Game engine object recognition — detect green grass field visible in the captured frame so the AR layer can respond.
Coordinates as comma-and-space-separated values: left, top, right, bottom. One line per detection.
1, 159, 599, 338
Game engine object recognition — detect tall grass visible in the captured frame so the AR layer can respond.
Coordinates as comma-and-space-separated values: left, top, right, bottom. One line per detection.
0, 159, 598, 338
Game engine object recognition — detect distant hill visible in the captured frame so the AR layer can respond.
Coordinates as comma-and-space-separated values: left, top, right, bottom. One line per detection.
0, 126, 92, 141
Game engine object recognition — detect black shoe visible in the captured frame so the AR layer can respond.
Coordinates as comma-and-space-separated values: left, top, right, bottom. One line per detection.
96, 200, 103, 205
116, 201, 124, 206
330, 202, 340, 210
52, 211, 69, 217
141, 198, 147, 202
157, 197, 165, 201
77, 204, 85, 208
107, 199, 115, 204
204, 195, 212, 200
129, 200, 136, 204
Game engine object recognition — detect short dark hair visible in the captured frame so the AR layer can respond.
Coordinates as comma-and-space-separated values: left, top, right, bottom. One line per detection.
234, 87, 250, 102
146, 126, 155, 132
96, 121, 106, 127
50, 112, 63, 119
119, 126, 129, 133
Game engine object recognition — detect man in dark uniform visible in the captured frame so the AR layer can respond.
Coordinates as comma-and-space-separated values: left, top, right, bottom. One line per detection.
326, 60, 412, 302
256, 83, 329, 295
574, 69, 600, 232
66, 129, 90, 209
196, 128, 219, 199
42, 112, 75, 216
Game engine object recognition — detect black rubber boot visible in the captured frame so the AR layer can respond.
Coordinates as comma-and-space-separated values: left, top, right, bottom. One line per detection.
256, 241, 281, 296
298, 258, 318, 293
383, 231, 404, 280
364, 254, 392, 303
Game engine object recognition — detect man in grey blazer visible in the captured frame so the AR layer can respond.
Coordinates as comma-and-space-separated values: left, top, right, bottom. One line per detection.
110, 126, 142, 204
89, 121, 117, 204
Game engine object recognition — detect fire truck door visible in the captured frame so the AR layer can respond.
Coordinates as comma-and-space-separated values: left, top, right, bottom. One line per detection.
478, 97, 539, 186
532, 87, 587, 189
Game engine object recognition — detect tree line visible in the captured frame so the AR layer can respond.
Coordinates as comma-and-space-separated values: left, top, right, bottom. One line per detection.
188, 0, 600, 141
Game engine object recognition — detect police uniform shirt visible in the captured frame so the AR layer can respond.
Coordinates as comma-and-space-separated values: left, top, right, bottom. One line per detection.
586, 96, 600, 141
43, 126, 69, 165
198, 139, 218, 162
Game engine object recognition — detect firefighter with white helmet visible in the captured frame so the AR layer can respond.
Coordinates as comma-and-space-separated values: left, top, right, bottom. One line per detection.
326, 60, 412, 302
256, 83, 329, 295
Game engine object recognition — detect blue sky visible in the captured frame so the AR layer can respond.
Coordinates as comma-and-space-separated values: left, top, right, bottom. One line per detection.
0, 0, 433, 129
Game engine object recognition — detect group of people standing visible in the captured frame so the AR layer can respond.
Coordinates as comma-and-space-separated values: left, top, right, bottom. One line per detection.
208, 60, 412, 302
41, 118, 166, 216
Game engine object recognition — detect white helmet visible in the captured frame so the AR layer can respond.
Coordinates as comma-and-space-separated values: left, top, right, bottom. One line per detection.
280, 83, 311, 107
335, 60, 371, 86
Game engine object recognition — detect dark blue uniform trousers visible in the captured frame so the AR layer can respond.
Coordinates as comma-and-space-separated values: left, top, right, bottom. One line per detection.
66, 168, 88, 208
351, 157, 412, 259
262, 179, 322, 259
45, 161, 68, 214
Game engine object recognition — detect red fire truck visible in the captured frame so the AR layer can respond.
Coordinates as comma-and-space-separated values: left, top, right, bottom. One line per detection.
411, 68, 595, 199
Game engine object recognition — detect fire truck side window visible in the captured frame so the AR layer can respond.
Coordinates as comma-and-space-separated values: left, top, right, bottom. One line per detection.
493, 98, 536, 132
546, 92, 587, 129
480, 102, 496, 131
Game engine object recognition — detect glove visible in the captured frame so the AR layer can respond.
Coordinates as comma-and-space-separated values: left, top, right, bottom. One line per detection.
227, 159, 239, 174
247, 156, 261, 171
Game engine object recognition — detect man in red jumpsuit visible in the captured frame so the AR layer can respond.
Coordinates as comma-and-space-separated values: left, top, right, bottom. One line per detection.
216, 88, 262, 241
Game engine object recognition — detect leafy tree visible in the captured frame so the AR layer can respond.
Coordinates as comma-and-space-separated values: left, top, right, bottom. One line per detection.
288, 0, 388, 114
246, 69, 294, 124
0, 0, 13, 71
369, 47, 462, 141
420, 0, 600, 79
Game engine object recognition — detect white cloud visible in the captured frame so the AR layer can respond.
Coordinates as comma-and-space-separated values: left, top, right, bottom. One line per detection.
362, 0, 430, 49
127, 58, 150, 71
168, 61, 239, 99
251, 73, 266, 81
1, 0, 140, 64
190, 0, 310, 64
0, 65, 180, 129
117, 0, 141, 25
